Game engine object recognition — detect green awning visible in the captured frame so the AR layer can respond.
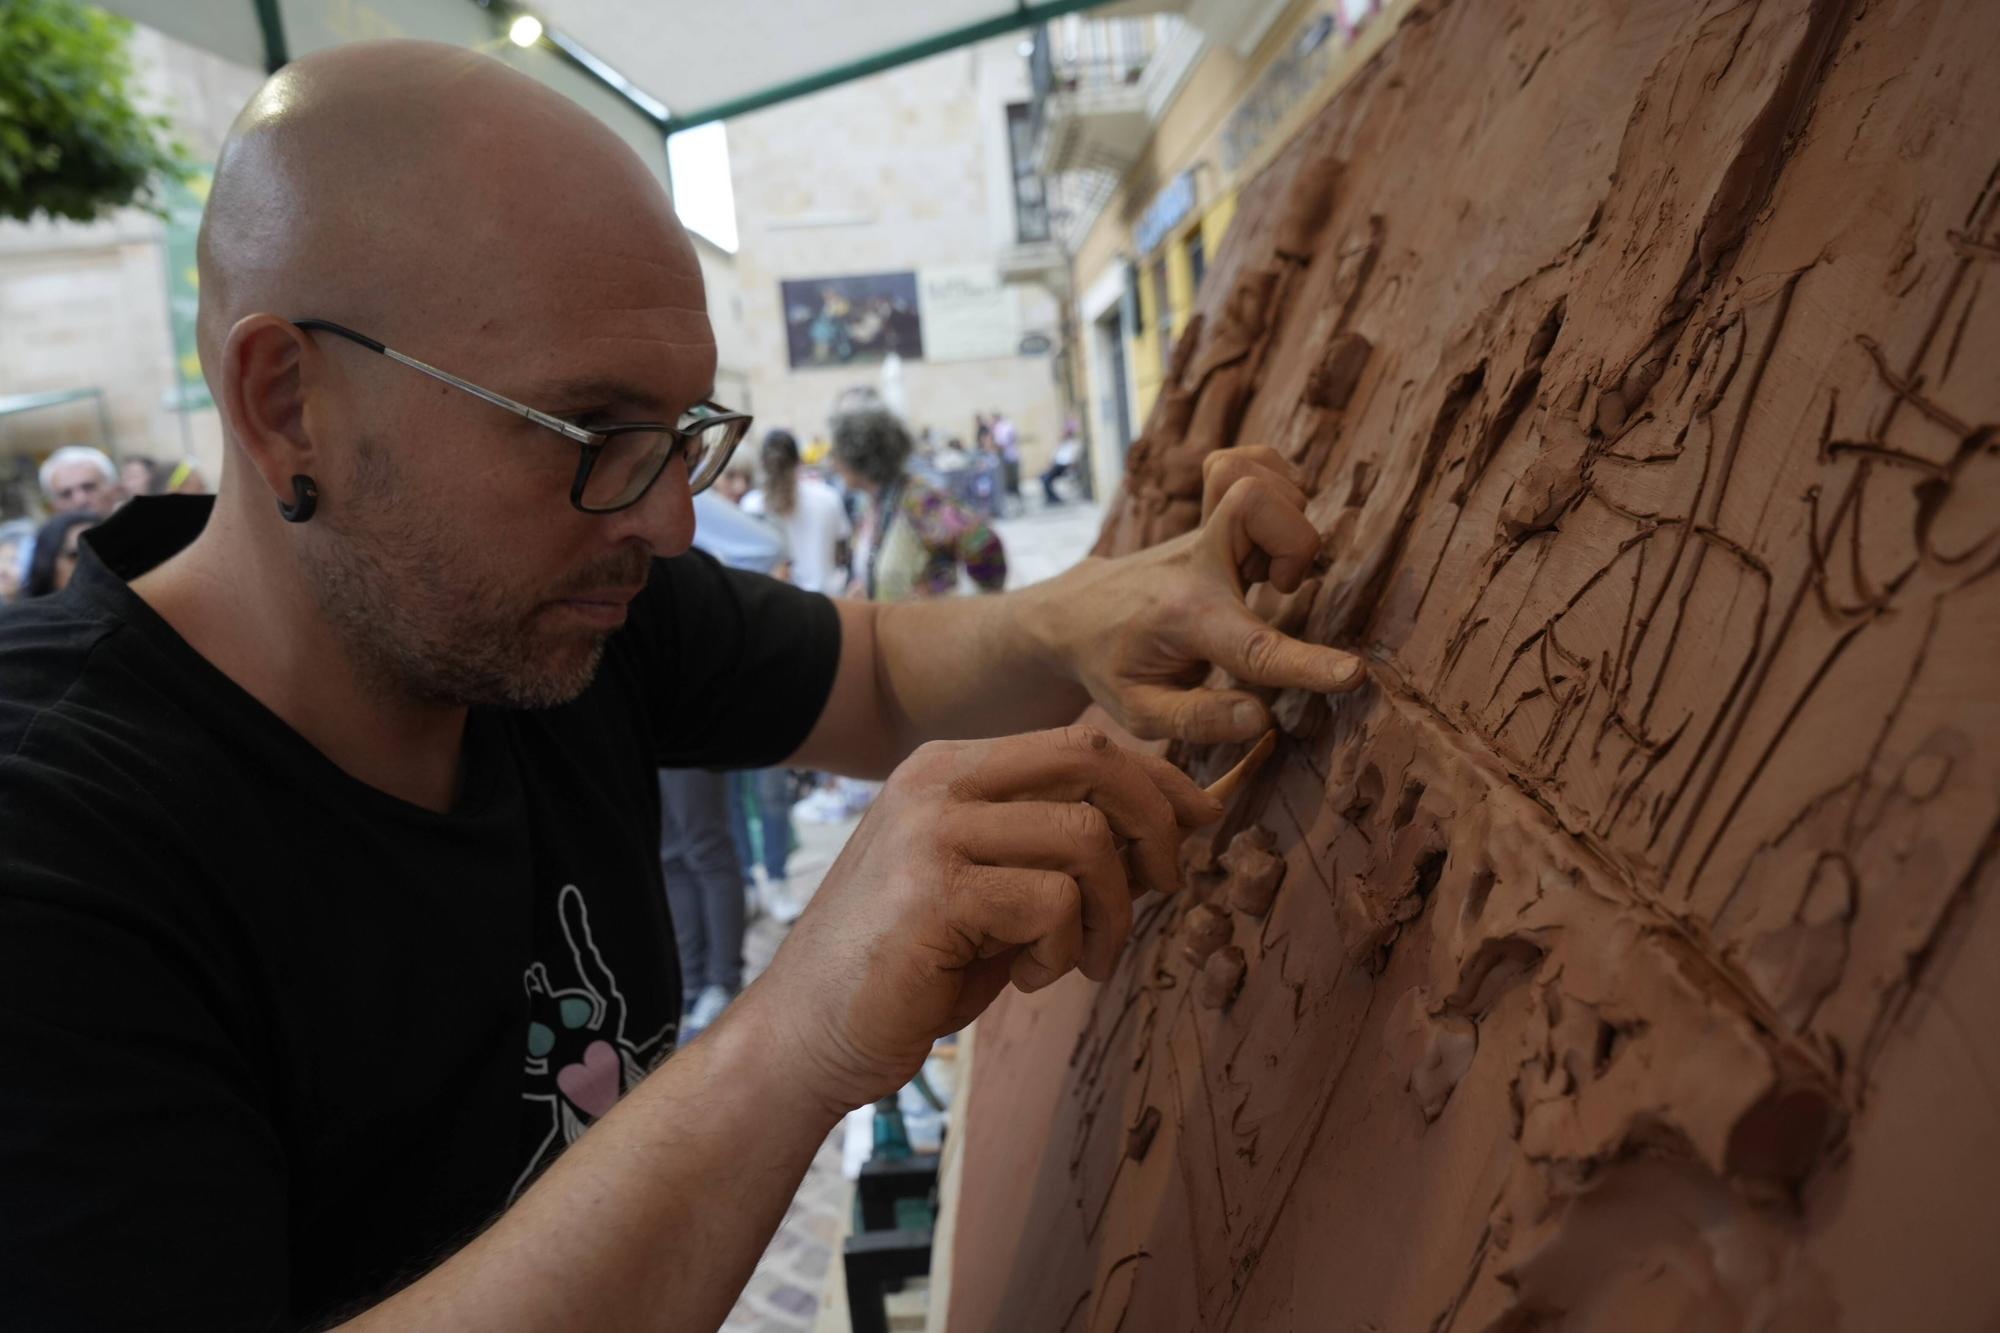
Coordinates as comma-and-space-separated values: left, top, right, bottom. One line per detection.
536, 0, 1122, 132
97, 0, 1121, 133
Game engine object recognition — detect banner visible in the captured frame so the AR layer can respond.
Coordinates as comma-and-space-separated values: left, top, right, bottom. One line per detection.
916, 264, 1021, 363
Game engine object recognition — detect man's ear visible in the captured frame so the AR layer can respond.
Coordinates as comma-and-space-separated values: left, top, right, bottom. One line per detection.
220, 314, 318, 512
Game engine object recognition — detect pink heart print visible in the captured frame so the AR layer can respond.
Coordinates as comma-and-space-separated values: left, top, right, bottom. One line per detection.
556, 1039, 621, 1118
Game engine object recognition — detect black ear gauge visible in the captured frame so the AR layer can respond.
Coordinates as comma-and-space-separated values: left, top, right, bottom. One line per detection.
277, 474, 319, 523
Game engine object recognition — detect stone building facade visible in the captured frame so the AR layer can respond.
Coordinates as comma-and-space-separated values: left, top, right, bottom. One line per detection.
723, 37, 1067, 467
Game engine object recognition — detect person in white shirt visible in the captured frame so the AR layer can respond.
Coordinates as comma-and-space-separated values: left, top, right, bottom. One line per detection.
990, 411, 1023, 514
743, 429, 851, 596
1042, 418, 1085, 505
738, 429, 856, 909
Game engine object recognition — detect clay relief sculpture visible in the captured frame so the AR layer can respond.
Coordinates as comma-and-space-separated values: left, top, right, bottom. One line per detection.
949, 0, 2000, 1329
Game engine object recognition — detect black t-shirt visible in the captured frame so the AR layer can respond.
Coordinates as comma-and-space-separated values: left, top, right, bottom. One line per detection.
0, 496, 841, 1328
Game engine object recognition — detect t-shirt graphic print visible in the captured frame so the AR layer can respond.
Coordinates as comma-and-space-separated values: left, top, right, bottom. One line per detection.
513, 883, 676, 1201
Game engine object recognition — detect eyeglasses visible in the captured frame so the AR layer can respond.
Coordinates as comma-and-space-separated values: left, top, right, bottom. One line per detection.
292, 318, 751, 513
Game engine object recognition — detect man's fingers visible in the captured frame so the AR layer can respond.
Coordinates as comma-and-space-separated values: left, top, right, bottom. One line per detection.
1121, 683, 1274, 746
950, 726, 1184, 899
1201, 447, 1307, 523
1194, 602, 1366, 696
948, 802, 1133, 979
942, 953, 1019, 1033
1203, 474, 1322, 592
948, 864, 1086, 993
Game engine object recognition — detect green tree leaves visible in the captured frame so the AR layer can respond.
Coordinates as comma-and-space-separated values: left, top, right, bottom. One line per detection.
0, 0, 186, 222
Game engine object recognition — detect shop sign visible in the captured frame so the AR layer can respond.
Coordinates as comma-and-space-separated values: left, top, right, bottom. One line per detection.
1134, 170, 1197, 256
1220, 10, 1340, 176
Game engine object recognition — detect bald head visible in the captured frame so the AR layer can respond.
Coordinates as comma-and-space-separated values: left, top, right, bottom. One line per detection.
173, 40, 716, 716
198, 40, 702, 388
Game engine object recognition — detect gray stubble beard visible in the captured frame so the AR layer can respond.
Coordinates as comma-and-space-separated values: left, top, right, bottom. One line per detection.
299, 438, 612, 712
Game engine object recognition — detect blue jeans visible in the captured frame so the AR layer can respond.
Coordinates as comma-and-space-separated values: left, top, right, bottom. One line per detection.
659, 769, 744, 994
726, 769, 794, 883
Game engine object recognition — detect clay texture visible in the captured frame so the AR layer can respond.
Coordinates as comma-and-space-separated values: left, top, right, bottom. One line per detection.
950, 0, 2000, 1328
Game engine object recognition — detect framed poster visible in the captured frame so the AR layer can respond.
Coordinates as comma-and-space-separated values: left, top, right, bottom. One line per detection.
780, 271, 924, 368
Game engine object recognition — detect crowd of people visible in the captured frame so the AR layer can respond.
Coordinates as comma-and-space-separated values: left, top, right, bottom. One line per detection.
884, 407, 1088, 522
0, 445, 207, 604
659, 403, 1014, 1038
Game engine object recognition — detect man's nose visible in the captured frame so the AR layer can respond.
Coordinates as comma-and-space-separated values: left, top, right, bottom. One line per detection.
602, 462, 695, 557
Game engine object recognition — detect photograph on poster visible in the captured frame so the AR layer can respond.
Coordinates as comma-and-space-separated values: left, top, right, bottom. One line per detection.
780, 271, 924, 368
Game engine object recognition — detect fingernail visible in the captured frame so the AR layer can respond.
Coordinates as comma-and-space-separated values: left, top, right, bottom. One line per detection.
1331, 658, 1364, 688
1231, 701, 1264, 730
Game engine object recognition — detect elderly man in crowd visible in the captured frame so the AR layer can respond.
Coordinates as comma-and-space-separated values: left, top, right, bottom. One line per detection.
37, 444, 123, 515
0, 40, 1362, 1330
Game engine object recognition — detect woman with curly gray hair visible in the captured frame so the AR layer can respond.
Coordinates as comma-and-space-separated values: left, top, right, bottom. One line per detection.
832, 408, 1005, 601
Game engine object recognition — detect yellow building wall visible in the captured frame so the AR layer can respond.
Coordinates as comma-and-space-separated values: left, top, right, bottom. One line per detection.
1070, 16, 1277, 296
1200, 191, 1237, 256
1134, 263, 1165, 418
1167, 237, 1196, 338
1074, 0, 1413, 477
1129, 190, 1238, 420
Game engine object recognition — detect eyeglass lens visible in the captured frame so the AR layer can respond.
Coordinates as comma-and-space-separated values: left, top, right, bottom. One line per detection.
579, 418, 743, 512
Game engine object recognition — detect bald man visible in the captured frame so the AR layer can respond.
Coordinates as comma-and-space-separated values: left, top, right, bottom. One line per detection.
0, 41, 1362, 1330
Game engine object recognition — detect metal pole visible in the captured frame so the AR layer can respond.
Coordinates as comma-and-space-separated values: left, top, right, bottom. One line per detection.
91, 389, 115, 454
251, 0, 288, 73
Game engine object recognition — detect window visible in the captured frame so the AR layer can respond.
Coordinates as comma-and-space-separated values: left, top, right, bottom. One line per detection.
1152, 259, 1172, 349
1005, 103, 1050, 243
666, 122, 738, 253
1186, 227, 1207, 295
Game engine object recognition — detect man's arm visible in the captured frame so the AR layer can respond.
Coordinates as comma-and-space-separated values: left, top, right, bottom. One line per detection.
344, 726, 1217, 1331
788, 586, 1088, 777
790, 447, 1366, 778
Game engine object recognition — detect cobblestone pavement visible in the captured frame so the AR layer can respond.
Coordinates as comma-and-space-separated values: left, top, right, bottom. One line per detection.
723, 814, 859, 1333
722, 500, 1104, 1331
995, 498, 1105, 589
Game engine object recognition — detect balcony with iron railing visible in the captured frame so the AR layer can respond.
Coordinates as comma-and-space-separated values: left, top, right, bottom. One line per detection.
1027, 15, 1193, 182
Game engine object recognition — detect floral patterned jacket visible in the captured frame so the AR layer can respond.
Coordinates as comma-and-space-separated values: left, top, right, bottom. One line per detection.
857, 476, 1007, 601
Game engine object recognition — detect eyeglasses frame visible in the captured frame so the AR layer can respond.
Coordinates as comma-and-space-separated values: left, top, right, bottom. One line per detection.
290, 317, 751, 513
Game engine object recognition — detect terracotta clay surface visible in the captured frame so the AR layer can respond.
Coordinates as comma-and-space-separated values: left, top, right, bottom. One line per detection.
949, 0, 2000, 1328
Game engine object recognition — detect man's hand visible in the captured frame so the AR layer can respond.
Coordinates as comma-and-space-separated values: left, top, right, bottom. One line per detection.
1034, 445, 1365, 744
742, 724, 1220, 1115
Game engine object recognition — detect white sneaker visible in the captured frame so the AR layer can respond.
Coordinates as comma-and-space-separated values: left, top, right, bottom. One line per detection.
794, 790, 846, 823
684, 984, 733, 1038
761, 877, 804, 925
837, 778, 880, 816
